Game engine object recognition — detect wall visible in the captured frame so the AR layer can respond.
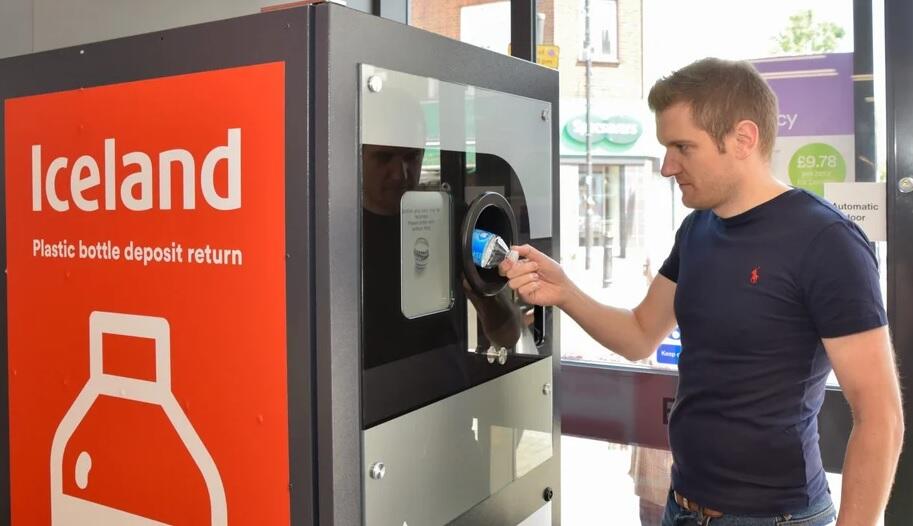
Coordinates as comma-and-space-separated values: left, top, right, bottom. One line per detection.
0, 0, 34, 59
411, 0, 501, 42
0, 0, 372, 59
411, 0, 643, 100
552, 0, 643, 100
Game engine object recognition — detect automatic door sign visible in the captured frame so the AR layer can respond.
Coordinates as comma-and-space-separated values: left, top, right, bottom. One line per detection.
5, 62, 289, 524
50, 312, 226, 525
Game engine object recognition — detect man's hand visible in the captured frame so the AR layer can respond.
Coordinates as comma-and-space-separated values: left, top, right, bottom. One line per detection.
499, 244, 572, 308
499, 244, 676, 362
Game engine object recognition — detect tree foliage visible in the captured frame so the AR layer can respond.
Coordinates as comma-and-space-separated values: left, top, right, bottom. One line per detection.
774, 10, 846, 54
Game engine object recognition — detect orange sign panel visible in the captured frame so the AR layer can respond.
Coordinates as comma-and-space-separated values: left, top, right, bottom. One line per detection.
5, 62, 289, 524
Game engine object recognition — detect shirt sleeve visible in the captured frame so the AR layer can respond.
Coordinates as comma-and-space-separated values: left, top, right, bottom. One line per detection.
658, 214, 690, 283
799, 220, 887, 338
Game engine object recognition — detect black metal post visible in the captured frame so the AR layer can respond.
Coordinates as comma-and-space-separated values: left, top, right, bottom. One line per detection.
510, 0, 535, 62
885, 0, 913, 523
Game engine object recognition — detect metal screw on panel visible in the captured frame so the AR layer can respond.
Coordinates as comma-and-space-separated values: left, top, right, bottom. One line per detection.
542, 383, 552, 396
485, 346, 508, 365
370, 462, 386, 480
540, 108, 550, 121
543, 487, 554, 502
497, 347, 507, 365
367, 75, 384, 93
899, 177, 913, 194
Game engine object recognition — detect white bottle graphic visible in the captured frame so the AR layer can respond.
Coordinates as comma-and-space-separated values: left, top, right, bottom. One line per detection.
50, 311, 227, 525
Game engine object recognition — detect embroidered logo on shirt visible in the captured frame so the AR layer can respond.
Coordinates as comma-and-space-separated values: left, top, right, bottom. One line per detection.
750, 266, 760, 285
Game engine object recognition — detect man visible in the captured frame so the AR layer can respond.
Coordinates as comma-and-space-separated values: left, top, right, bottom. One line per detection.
500, 58, 903, 525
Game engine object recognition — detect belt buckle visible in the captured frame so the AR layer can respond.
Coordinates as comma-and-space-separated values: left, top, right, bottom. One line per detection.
676, 491, 723, 519
675, 491, 694, 512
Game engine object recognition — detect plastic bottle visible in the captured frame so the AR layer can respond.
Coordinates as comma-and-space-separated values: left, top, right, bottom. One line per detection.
471, 229, 517, 268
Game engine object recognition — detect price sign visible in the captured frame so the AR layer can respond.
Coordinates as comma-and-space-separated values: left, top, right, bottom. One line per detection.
788, 142, 847, 196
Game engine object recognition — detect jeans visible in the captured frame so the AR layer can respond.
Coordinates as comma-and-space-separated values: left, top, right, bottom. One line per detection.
661, 490, 836, 526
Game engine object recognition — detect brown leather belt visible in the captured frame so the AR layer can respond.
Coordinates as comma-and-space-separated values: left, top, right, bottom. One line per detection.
674, 491, 724, 518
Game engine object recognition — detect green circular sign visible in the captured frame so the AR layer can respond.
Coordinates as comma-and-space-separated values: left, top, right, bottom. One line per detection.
788, 143, 846, 196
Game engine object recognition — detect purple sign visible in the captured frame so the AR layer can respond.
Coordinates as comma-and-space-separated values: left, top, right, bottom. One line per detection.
752, 53, 854, 137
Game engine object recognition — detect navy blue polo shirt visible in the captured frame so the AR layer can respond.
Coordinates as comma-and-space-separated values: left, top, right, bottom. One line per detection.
658, 188, 886, 515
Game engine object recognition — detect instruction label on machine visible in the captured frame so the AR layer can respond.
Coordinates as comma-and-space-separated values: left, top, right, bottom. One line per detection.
5, 62, 290, 524
400, 190, 453, 318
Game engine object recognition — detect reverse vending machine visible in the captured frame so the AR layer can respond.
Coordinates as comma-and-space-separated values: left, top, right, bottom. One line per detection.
0, 3, 559, 525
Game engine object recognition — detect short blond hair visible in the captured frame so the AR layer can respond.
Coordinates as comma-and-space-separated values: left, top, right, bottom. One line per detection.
648, 58, 778, 159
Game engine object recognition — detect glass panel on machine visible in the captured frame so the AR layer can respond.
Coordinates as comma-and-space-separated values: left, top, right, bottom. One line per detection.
359, 66, 557, 519
359, 64, 554, 430
362, 357, 554, 526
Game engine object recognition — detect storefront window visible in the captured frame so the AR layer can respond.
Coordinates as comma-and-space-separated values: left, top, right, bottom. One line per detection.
409, 0, 511, 56
538, 0, 875, 379
578, 0, 618, 63
546, 0, 886, 522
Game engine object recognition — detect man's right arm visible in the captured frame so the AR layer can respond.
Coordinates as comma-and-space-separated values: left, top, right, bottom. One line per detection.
561, 273, 677, 361
501, 244, 677, 362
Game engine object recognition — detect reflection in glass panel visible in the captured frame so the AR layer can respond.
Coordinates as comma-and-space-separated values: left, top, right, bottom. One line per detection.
487, 425, 555, 490
359, 65, 554, 447
362, 357, 554, 526
362, 145, 548, 427
516, 429, 554, 478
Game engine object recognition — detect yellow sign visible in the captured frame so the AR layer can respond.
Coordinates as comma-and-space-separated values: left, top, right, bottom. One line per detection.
536, 45, 560, 69
506, 44, 560, 69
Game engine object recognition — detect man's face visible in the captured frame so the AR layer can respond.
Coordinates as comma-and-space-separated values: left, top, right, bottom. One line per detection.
362, 144, 424, 215
656, 102, 738, 211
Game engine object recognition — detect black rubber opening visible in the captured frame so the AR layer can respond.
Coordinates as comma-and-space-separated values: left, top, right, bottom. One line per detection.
461, 192, 519, 296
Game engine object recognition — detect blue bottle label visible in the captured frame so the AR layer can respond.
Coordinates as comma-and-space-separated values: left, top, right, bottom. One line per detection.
471, 229, 495, 267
